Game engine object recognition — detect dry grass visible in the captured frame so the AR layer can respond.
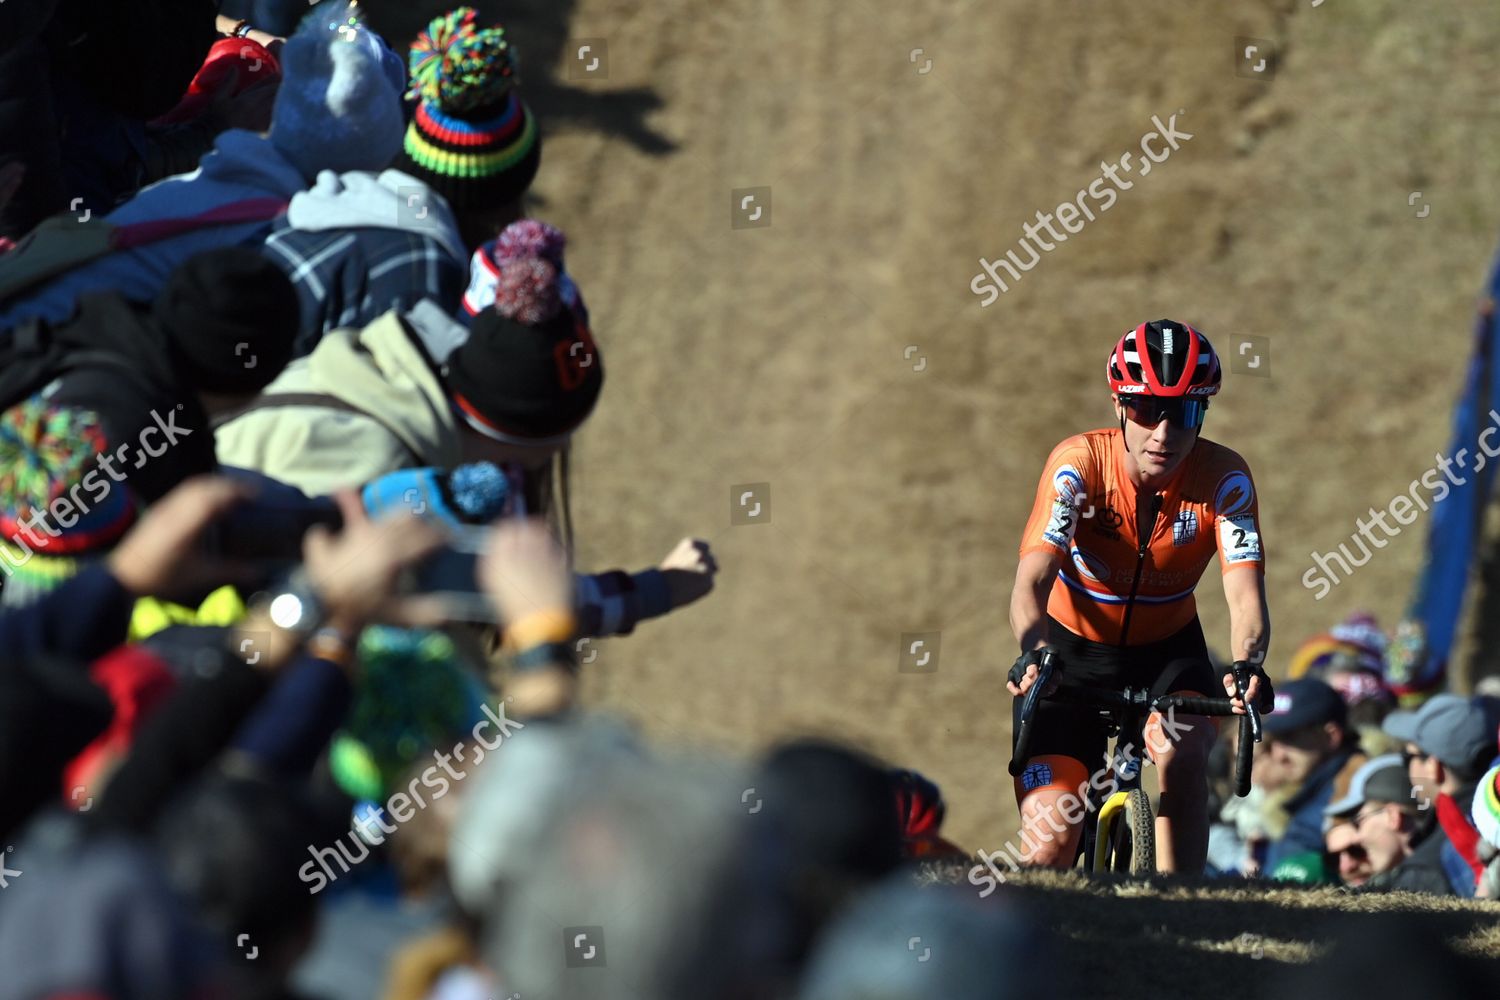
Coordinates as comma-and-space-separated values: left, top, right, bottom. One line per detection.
919, 861, 1500, 999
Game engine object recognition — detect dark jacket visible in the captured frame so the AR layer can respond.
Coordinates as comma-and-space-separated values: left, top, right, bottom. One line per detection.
0, 563, 134, 840
1361, 815, 1456, 896
0, 0, 64, 238
10, 292, 218, 504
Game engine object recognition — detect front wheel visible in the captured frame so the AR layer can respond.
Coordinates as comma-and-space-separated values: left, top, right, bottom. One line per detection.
1108, 788, 1156, 875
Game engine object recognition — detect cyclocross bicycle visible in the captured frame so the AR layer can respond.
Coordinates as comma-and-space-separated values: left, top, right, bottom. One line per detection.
1009, 651, 1261, 875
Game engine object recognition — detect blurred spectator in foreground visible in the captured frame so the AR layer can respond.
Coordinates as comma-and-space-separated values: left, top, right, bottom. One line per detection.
443, 718, 765, 1000
795, 878, 1059, 1000
1385, 694, 1500, 896
1254, 679, 1365, 883
1322, 754, 1451, 894
0, 475, 448, 998
890, 767, 966, 860
156, 774, 342, 1000
756, 739, 905, 976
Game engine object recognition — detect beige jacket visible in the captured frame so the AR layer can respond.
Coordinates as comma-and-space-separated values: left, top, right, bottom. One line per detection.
215, 309, 463, 495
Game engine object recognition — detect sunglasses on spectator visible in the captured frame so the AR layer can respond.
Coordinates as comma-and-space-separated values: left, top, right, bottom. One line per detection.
1332, 842, 1369, 862
1119, 396, 1208, 430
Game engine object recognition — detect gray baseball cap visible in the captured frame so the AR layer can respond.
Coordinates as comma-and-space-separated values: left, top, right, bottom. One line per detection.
1324, 754, 1411, 819
1382, 695, 1500, 771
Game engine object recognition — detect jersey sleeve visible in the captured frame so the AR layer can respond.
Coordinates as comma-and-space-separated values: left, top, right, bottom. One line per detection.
1019, 436, 1097, 558
1210, 456, 1265, 573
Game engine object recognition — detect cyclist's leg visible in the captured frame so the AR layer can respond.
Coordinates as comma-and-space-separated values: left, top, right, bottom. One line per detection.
1009, 620, 1112, 868
1135, 621, 1220, 873
1008, 715, 1096, 867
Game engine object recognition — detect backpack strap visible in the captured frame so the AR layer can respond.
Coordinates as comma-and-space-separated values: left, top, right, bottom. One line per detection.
212, 391, 425, 467
109, 197, 290, 250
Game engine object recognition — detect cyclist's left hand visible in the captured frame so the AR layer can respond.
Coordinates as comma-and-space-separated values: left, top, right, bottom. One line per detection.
1222, 661, 1273, 715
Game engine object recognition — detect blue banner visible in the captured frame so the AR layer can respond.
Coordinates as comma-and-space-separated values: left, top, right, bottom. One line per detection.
1404, 249, 1500, 693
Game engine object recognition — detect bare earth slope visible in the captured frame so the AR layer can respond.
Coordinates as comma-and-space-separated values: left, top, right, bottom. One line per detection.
450, 0, 1500, 851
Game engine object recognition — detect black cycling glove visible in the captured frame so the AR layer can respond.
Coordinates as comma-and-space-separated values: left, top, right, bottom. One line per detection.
1226, 660, 1274, 712
1009, 647, 1054, 689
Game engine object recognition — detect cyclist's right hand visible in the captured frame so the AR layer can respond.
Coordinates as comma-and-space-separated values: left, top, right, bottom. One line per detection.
1007, 646, 1058, 697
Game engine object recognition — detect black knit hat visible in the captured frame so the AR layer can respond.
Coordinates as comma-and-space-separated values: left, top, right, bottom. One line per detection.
151, 248, 301, 395
446, 305, 603, 443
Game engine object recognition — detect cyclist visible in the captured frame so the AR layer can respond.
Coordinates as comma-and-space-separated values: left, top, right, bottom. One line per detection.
1006, 319, 1273, 873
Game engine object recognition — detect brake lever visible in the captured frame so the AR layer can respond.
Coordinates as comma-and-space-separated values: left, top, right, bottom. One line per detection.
1233, 661, 1264, 744
1018, 651, 1056, 721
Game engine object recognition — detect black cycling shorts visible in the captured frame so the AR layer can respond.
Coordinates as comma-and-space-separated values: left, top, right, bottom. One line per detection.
1010, 614, 1221, 772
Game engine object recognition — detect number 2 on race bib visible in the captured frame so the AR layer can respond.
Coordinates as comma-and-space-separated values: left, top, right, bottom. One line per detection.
1043, 497, 1079, 547
1219, 514, 1261, 563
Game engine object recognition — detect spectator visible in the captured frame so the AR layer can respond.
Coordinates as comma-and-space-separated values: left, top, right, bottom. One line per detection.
1383, 693, 1500, 896
1323, 818, 1372, 887
215, 219, 599, 496
0, 0, 248, 239
0, 248, 299, 607
1322, 753, 1452, 894
0, 474, 447, 998
393, 7, 540, 253
218, 222, 719, 643
0, 24, 405, 331
263, 6, 544, 351
753, 739, 906, 978
796, 878, 1058, 1000
889, 767, 965, 860
155, 774, 343, 1000
1473, 757, 1500, 898
1325, 663, 1399, 757
1255, 678, 1365, 882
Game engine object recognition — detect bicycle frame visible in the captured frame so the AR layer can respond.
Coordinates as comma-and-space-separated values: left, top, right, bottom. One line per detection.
1079, 694, 1147, 873
1010, 649, 1262, 874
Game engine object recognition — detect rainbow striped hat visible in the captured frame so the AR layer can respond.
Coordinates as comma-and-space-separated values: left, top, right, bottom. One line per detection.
396, 7, 541, 212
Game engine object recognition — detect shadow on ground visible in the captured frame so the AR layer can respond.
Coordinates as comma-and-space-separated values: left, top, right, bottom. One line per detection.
922, 862, 1500, 1000
359, 0, 674, 155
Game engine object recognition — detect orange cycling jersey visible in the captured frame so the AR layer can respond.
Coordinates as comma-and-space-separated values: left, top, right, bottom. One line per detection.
1019, 428, 1264, 645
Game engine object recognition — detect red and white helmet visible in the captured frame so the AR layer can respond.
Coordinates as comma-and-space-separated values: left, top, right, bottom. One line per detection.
1107, 320, 1222, 398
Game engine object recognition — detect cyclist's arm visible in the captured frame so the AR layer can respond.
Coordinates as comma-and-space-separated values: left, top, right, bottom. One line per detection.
1222, 565, 1269, 708
1010, 548, 1062, 654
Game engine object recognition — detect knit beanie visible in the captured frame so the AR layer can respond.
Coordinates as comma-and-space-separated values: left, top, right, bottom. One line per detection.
444, 221, 602, 443
460, 219, 589, 326
0, 399, 138, 557
395, 8, 541, 213
329, 626, 488, 802
151, 248, 300, 395
298, 1, 408, 96
268, 27, 406, 181
1474, 764, 1500, 850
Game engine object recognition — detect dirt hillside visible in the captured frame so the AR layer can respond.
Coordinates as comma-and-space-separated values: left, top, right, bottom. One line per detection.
370, 0, 1500, 851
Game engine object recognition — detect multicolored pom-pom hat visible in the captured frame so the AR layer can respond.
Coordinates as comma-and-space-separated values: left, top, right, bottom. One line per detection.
396, 7, 541, 212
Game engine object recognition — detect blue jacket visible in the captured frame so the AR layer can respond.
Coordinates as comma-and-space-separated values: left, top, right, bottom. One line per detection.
0, 130, 307, 332
1266, 748, 1360, 874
